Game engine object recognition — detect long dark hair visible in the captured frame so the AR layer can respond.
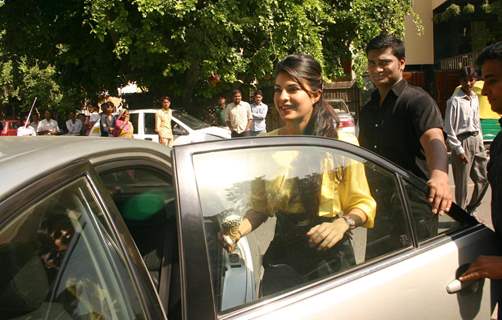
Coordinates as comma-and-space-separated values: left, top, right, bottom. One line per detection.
275, 54, 339, 138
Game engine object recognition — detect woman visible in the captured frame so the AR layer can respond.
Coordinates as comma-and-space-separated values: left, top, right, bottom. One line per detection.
222, 54, 376, 295
113, 109, 134, 138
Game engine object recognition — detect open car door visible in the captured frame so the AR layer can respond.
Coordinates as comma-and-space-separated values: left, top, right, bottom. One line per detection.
172, 136, 499, 320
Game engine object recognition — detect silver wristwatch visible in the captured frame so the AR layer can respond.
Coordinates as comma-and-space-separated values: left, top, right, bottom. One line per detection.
341, 215, 357, 230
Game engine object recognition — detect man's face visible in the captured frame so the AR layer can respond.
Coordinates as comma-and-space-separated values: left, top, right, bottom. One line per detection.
254, 94, 263, 104
44, 111, 51, 120
162, 98, 171, 109
233, 92, 242, 104
367, 47, 405, 89
461, 76, 476, 94
69, 112, 76, 120
219, 97, 226, 107
481, 59, 502, 114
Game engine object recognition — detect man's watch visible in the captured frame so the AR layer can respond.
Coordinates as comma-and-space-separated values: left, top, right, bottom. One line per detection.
341, 215, 357, 230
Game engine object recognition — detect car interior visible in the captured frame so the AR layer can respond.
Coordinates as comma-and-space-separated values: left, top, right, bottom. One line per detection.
99, 167, 182, 319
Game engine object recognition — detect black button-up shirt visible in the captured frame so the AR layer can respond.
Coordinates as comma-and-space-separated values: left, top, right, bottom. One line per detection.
489, 119, 502, 241
359, 80, 444, 179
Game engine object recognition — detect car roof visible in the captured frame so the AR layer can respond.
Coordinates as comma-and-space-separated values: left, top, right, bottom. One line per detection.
0, 136, 171, 199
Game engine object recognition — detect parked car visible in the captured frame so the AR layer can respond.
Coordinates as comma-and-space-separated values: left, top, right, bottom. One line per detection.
0, 119, 24, 136
327, 99, 356, 135
89, 109, 230, 144
0, 136, 499, 319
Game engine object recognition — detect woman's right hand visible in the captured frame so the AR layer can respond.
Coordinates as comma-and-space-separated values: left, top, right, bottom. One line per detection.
218, 231, 240, 253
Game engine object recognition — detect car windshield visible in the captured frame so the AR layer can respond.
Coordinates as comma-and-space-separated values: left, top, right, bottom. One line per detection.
173, 110, 210, 130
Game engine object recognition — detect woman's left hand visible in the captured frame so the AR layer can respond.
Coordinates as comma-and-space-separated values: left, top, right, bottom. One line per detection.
306, 218, 349, 250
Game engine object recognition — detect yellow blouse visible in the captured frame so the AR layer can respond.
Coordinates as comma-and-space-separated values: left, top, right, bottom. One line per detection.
250, 130, 376, 228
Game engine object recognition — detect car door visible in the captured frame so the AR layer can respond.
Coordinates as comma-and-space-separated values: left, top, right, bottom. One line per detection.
172, 136, 499, 320
0, 161, 165, 319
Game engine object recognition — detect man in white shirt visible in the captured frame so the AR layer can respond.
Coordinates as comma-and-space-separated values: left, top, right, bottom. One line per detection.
66, 111, 83, 135
444, 66, 488, 212
225, 89, 253, 137
37, 110, 60, 135
250, 90, 268, 136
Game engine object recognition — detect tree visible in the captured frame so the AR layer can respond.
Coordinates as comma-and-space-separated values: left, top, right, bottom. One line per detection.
0, 0, 417, 114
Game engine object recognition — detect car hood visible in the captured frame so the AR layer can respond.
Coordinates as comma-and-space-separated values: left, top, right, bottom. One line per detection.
196, 126, 231, 139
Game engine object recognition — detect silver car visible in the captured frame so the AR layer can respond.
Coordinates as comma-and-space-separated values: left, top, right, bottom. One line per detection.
0, 136, 498, 319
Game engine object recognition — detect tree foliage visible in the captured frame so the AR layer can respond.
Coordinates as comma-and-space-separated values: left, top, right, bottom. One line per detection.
0, 0, 416, 113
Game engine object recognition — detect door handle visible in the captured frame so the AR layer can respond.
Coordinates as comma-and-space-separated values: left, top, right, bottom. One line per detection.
145, 138, 152, 141
446, 279, 481, 294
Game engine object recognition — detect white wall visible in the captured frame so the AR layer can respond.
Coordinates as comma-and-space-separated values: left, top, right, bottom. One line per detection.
404, 1, 436, 65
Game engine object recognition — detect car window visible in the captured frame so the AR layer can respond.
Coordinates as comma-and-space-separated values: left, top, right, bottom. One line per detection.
130, 113, 139, 134
99, 167, 180, 317
0, 178, 147, 319
190, 145, 412, 312
145, 113, 156, 134
172, 110, 210, 129
403, 179, 467, 243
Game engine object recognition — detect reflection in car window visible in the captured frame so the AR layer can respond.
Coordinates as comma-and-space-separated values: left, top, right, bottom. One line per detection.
0, 178, 146, 319
192, 146, 412, 312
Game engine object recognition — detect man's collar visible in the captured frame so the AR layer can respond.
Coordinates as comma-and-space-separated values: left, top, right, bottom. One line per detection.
390, 79, 407, 96
370, 79, 407, 102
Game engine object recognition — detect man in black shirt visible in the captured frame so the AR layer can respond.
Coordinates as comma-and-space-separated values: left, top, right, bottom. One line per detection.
359, 34, 452, 215
460, 41, 502, 285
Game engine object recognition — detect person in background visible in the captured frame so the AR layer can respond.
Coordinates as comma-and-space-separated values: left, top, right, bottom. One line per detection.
460, 42, 502, 310
250, 90, 268, 135
99, 102, 115, 137
66, 111, 83, 136
113, 109, 134, 138
155, 96, 174, 147
214, 96, 227, 126
85, 104, 100, 135
444, 66, 488, 213
358, 34, 452, 215
30, 113, 40, 132
37, 110, 60, 135
77, 113, 87, 136
225, 89, 253, 137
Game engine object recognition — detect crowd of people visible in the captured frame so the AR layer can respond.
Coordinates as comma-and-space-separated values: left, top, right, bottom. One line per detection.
15, 100, 136, 139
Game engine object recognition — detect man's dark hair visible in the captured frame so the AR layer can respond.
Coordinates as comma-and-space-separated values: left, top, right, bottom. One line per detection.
254, 90, 263, 96
160, 96, 171, 102
476, 41, 502, 67
232, 89, 242, 96
459, 66, 477, 81
366, 34, 405, 60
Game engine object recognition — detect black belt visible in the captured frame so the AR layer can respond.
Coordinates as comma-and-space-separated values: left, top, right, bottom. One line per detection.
457, 131, 478, 139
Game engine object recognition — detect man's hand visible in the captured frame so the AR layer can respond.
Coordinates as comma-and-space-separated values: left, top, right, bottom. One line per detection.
427, 170, 452, 215
457, 153, 469, 164
306, 219, 349, 250
459, 256, 502, 282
